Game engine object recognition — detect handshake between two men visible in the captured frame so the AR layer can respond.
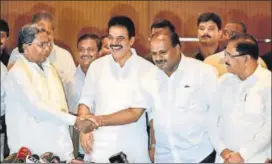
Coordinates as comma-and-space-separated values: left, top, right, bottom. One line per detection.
74, 115, 102, 134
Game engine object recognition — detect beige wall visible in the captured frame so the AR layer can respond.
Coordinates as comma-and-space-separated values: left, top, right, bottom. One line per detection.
1, 1, 271, 65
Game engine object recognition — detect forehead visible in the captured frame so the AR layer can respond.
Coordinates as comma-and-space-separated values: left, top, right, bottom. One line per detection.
0, 31, 7, 35
109, 26, 129, 36
37, 20, 53, 31
151, 27, 170, 35
35, 31, 49, 40
198, 20, 218, 28
150, 36, 171, 50
226, 40, 237, 51
78, 38, 97, 48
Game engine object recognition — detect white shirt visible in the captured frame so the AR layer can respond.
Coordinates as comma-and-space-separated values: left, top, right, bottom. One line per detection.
8, 44, 76, 86
141, 54, 218, 163
65, 66, 87, 154
3, 55, 76, 161
209, 65, 271, 163
79, 49, 155, 163
1, 62, 8, 116
65, 66, 86, 114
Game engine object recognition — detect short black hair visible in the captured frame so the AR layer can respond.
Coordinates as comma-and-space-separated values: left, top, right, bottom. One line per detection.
77, 33, 102, 51
17, 24, 47, 53
108, 16, 135, 38
229, 33, 259, 60
197, 12, 222, 30
150, 19, 175, 32
0, 19, 10, 37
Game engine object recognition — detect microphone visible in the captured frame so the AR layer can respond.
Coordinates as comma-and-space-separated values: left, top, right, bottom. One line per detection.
50, 155, 60, 163
13, 147, 32, 163
40, 152, 53, 163
2, 153, 17, 163
109, 151, 129, 163
26, 154, 40, 163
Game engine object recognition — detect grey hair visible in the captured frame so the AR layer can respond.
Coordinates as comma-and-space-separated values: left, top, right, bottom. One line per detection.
32, 11, 55, 30
17, 24, 46, 53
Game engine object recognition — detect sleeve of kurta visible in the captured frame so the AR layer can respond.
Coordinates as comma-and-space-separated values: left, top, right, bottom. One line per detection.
78, 64, 96, 113
5, 69, 76, 126
206, 67, 227, 156
239, 87, 271, 160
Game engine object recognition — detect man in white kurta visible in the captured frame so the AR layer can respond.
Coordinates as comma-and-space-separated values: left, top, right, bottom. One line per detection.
65, 33, 101, 157
77, 16, 155, 163
209, 33, 271, 163
143, 32, 218, 163
3, 24, 95, 161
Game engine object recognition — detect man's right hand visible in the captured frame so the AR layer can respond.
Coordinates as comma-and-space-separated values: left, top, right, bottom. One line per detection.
80, 132, 93, 153
74, 117, 98, 133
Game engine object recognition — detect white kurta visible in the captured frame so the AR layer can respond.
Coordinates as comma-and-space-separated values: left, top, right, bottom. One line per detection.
3, 55, 76, 161
209, 65, 271, 163
8, 44, 76, 87
79, 49, 155, 163
141, 54, 218, 163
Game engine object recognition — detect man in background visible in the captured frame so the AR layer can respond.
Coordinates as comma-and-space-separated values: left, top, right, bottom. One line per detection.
194, 12, 222, 61
204, 22, 267, 76
0, 19, 10, 66
65, 33, 101, 158
99, 35, 110, 57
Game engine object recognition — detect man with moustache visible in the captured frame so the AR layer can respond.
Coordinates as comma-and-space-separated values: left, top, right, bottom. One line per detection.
194, 12, 222, 61
3, 24, 96, 161
143, 31, 218, 163
209, 33, 271, 163
77, 16, 155, 163
65, 33, 101, 158
204, 21, 267, 77
8, 11, 76, 88
0, 19, 10, 66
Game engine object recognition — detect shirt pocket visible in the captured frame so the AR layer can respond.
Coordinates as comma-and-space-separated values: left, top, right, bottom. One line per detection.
175, 85, 198, 111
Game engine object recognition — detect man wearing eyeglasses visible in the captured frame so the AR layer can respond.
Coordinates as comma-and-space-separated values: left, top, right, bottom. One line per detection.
204, 22, 267, 77
65, 33, 101, 159
209, 33, 271, 163
3, 24, 98, 161
8, 11, 76, 90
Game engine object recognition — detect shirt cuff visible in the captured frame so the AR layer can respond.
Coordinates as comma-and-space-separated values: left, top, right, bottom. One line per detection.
63, 113, 77, 126
239, 147, 250, 161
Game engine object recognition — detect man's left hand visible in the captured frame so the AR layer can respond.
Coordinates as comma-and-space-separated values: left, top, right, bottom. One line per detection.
224, 152, 244, 163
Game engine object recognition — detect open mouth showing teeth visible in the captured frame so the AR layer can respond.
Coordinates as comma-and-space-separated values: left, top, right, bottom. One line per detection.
110, 45, 123, 51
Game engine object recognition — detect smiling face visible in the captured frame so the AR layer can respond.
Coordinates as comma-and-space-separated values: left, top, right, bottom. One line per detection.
78, 38, 99, 70
108, 25, 135, 60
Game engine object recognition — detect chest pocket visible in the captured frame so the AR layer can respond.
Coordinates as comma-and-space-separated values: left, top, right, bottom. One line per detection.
175, 84, 200, 111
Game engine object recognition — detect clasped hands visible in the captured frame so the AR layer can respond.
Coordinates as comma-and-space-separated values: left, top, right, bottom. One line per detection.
74, 115, 103, 134
221, 149, 244, 163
